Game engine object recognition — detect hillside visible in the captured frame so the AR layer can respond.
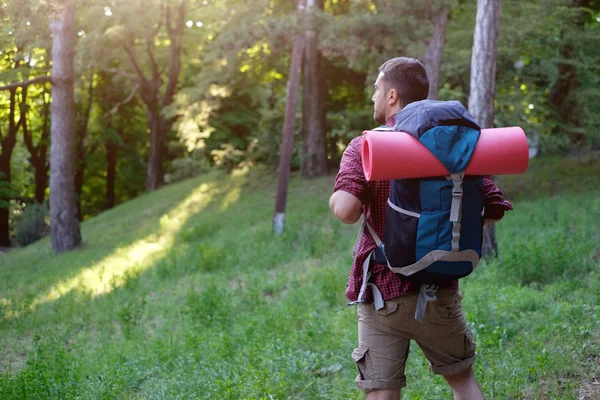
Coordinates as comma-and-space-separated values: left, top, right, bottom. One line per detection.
1, 156, 599, 399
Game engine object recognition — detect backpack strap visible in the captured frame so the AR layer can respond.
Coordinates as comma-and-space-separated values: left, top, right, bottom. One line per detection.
360, 220, 455, 322
371, 126, 394, 131
450, 173, 465, 251
348, 220, 385, 310
415, 284, 439, 322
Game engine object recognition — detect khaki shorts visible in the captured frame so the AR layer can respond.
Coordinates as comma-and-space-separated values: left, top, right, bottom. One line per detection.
352, 287, 476, 392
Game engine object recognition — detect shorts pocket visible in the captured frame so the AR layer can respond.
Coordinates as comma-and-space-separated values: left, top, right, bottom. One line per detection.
464, 330, 476, 358
435, 300, 462, 319
352, 346, 371, 381
375, 300, 399, 316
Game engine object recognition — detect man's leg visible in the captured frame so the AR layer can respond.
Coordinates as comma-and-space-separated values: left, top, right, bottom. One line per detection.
365, 389, 401, 400
353, 297, 417, 396
414, 288, 482, 398
443, 367, 484, 400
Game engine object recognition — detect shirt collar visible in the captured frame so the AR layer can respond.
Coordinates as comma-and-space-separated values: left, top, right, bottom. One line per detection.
385, 114, 396, 128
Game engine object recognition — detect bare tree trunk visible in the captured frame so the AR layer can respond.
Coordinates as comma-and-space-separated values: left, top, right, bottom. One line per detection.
36, 87, 50, 203
145, 104, 163, 190
468, 0, 500, 128
105, 138, 117, 210
34, 160, 48, 203
75, 76, 94, 220
424, 4, 449, 100
0, 126, 15, 247
301, 0, 327, 178
49, 0, 81, 252
273, 1, 307, 234
469, 0, 501, 258
0, 88, 23, 247
22, 83, 51, 204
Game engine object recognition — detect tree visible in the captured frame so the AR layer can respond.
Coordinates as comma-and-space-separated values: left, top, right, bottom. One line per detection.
74, 74, 95, 220
0, 87, 24, 247
548, 0, 592, 144
424, 1, 450, 100
301, 0, 327, 178
22, 83, 51, 204
95, 69, 143, 211
49, 0, 81, 252
468, 0, 501, 258
273, 0, 307, 234
0, 0, 52, 246
116, 0, 186, 191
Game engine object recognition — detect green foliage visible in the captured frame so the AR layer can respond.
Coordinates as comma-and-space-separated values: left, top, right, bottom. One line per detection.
164, 150, 210, 184
0, 158, 599, 399
14, 202, 48, 247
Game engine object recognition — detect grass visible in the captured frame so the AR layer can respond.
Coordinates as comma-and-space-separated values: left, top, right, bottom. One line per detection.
0, 155, 599, 399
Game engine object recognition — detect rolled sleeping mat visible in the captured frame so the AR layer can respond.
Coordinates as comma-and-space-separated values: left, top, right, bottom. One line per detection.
361, 126, 529, 181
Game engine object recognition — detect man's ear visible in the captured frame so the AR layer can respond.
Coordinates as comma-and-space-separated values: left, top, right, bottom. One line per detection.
388, 89, 399, 106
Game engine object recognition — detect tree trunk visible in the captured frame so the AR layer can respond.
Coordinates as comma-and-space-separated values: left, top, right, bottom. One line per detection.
49, 0, 81, 252
548, 0, 591, 143
22, 84, 50, 204
34, 162, 48, 204
74, 162, 84, 220
146, 104, 163, 191
468, 0, 501, 258
122, 1, 184, 192
273, 5, 306, 234
105, 138, 117, 210
0, 88, 21, 247
301, 0, 327, 178
0, 155, 13, 248
75, 76, 94, 220
424, 5, 449, 100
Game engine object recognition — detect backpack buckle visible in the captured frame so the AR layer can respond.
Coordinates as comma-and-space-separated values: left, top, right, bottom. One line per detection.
449, 173, 464, 223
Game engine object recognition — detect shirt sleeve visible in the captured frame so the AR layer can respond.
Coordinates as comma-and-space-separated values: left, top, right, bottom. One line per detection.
333, 137, 369, 203
481, 175, 513, 220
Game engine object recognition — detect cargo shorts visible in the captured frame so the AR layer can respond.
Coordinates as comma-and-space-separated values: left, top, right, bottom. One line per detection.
352, 287, 477, 392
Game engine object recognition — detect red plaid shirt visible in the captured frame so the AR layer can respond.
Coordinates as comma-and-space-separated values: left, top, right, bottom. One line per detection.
334, 115, 513, 302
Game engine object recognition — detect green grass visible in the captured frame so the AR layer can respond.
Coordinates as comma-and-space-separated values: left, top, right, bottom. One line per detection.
1, 156, 599, 399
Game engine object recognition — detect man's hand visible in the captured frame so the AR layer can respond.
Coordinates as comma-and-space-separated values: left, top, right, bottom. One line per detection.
329, 190, 362, 224
484, 218, 501, 226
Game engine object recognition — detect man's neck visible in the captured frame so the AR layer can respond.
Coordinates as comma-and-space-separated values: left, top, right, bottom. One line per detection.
385, 106, 402, 123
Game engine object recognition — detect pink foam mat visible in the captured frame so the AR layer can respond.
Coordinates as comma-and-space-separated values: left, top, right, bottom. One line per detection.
361, 127, 529, 181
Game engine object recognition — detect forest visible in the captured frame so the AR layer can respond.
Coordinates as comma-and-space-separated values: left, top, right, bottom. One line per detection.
1, 0, 598, 248
1, 0, 600, 399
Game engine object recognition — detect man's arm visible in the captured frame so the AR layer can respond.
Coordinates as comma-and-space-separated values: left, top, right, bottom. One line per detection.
330, 190, 362, 224
331, 137, 368, 224
481, 176, 513, 226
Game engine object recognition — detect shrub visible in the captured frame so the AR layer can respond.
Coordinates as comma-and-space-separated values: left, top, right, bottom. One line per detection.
15, 202, 49, 246
164, 150, 210, 184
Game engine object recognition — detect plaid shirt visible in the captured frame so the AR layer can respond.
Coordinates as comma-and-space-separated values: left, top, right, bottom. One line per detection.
334, 115, 513, 302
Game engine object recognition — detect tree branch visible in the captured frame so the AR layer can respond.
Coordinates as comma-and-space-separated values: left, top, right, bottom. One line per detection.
162, 0, 185, 107
103, 67, 138, 81
123, 44, 148, 82
22, 112, 36, 158
152, 3, 165, 38
146, 40, 160, 81
106, 83, 139, 116
0, 76, 51, 91
19, 86, 37, 157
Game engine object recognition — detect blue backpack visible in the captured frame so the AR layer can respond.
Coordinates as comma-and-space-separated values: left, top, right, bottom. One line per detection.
355, 100, 484, 312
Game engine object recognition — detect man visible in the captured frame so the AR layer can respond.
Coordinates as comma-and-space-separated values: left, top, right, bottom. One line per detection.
330, 57, 512, 400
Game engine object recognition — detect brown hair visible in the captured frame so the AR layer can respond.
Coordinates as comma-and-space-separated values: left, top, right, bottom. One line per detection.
378, 57, 429, 108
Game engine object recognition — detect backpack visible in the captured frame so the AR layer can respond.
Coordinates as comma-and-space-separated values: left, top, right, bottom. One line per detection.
355, 100, 484, 312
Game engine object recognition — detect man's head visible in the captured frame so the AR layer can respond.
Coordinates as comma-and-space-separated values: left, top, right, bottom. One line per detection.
372, 57, 429, 125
